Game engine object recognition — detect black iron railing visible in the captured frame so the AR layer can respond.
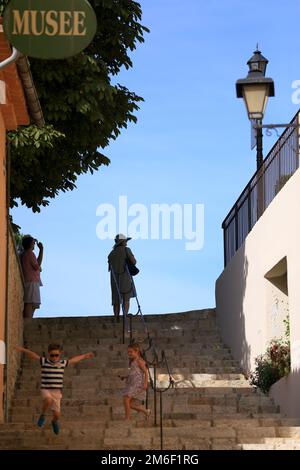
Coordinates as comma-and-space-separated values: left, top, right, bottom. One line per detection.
124, 312, 175, 450
119, 270, 175, 450
222, 111, 300, 267
144, 349, 174, 451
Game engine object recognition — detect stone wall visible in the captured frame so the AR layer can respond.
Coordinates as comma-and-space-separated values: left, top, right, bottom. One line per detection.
5, 226, 24, 416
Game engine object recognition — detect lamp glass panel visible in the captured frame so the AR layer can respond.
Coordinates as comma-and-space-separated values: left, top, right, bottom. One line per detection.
242, 84, 269, 120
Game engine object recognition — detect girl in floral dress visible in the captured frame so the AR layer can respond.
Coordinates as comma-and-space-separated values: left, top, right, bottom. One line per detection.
121, 343, 151, 420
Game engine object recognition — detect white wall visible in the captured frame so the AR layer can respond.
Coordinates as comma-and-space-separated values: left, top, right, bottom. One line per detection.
215, 167, 300, 417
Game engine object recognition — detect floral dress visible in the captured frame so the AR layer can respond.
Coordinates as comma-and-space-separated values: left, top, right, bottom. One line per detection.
122, 359, 145, 401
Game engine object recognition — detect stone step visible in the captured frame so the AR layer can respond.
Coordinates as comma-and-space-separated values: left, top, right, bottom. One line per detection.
16, 374, 247, 390
23, 319, 216, 334
241, 442, 300, 450
4, 309, 299, 451
23, 310, 216, 327
10, 400, 278, 419
2, 426, 293, 450
2, 436, 300, 451
101, 425, 300, 450
11, 392, 273, 409
14, 382, 253, 397
20, 366, 241, 385
24, 315, 217, 328
21, 350, 236, 360
0, 428, 106, 439
19, 360, 240, 376
23, 337, 224, 350
11, 395, 265, 410
10, 402, 279, 422
0, 433, 105, 450
24, 324, 219, 338
241, 437, 300, 450
21, 345, 231, 359
4, 414, 298, 434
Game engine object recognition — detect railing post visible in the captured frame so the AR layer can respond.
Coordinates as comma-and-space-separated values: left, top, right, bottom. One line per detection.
278, 139, 281, 184
256, 165, 264, 220
122, 307, 125, 345
234, 205, 239, 252
223, 226, 227, 268
129, 314, 133, 344
160, 391, 163, 451
248, 187, 252, 233
154, 364, 157, 427
256, 124, 263, 170
145, 385, 148, 411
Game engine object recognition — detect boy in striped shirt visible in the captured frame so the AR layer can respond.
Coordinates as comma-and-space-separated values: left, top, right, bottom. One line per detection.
16, 343, 94, 435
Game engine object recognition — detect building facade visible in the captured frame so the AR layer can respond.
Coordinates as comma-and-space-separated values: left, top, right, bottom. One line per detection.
0, 20, 43, 422
216, 111, 300, 418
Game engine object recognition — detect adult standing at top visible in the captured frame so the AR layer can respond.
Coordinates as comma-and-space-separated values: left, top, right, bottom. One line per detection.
20, 235, 43, 319
108, 234, 136, 322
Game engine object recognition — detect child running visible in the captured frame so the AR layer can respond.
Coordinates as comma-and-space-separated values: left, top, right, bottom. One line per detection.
121, 342, 151, 421
16, 344, 94, 434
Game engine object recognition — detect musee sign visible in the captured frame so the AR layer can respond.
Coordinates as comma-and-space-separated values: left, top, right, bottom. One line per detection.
3, 0, 97, 59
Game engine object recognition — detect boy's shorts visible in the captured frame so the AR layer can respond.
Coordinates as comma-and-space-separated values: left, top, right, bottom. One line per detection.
41, 389, 62, 412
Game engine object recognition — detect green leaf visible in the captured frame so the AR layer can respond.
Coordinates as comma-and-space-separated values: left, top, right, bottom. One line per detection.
7, 0, 149, 212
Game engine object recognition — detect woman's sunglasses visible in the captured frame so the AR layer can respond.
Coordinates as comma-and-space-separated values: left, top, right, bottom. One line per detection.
50, 354, 60, 358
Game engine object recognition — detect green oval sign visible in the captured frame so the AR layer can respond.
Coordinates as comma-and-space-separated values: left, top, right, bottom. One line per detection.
3, 0, 97, 59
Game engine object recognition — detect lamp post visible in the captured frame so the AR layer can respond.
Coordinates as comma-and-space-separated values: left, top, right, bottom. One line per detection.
236, 48, 275, 169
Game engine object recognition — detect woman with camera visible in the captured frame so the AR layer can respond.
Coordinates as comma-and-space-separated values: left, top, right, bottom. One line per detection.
108, 234, 137, 322
20, 235, 44, 319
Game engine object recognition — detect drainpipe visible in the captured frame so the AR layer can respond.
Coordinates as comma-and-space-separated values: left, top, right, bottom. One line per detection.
0, 47, 20, 423
0, 46, 20, 422
0, 47, 20, 70
4, 139, 10, 422
16, 55, 45, 128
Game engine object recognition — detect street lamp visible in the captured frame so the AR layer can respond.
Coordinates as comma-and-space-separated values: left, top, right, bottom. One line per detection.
236, 48, 275, 169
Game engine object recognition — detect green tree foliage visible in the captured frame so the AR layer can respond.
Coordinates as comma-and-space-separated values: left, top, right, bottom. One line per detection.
0, 0, 149, 211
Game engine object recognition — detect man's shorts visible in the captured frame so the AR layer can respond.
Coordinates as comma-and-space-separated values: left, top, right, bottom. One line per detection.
41, 389, 62, 412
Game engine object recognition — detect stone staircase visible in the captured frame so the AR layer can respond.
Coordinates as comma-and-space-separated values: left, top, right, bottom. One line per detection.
1, 309, 300, 450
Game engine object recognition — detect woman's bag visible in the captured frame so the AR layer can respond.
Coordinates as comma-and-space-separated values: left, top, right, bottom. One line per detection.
127, 262, 139, 276
126, 248, 139, 276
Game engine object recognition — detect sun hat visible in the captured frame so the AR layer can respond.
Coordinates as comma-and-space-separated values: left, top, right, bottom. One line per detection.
114, 234, 132, 246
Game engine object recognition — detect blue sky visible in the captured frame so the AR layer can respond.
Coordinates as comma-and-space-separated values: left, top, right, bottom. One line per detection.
12, 0, 300, 317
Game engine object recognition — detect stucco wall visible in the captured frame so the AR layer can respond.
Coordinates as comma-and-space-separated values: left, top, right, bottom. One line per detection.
216, 167, 300, 417
270, 371, 300, 418
6, 227, 24, 418
0, 24, 31, 422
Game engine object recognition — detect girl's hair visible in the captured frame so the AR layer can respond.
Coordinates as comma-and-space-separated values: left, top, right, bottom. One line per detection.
128, 342, 141, 351
128, 342, 142, 362
22, 235, 35, 251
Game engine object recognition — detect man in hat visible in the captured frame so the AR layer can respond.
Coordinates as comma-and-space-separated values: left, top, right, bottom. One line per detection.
108, 234, 137, 321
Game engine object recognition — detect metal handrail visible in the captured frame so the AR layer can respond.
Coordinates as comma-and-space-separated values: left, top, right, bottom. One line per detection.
122, 265, 151, 346
111, 262, 175, 449
222, 110, 300, 266
143, 348, 175, 450
222, 110, 299, 228
124, 305, 175, 450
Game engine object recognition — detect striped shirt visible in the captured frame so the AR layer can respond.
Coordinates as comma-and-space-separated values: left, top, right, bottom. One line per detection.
40, 357, 68, 389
